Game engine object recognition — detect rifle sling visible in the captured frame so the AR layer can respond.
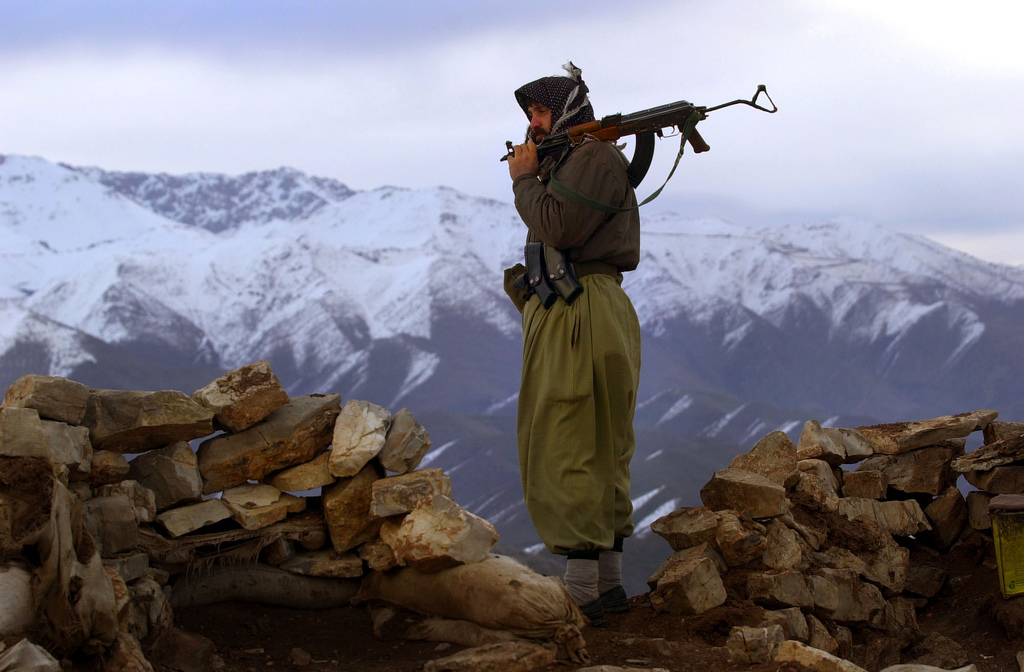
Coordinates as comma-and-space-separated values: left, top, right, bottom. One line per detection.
547, 109, 704, 213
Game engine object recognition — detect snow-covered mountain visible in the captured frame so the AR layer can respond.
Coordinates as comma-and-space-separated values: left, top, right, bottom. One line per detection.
4, 151, 1024, 423
3, 153, 1023, 592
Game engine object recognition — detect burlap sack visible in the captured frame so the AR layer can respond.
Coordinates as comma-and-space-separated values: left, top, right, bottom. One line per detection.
354, 553, 587, 662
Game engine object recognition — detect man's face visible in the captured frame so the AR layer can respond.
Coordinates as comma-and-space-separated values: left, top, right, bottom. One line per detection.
526, 103, 552, 143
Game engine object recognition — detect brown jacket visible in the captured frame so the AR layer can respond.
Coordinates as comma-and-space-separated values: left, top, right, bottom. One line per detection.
512, 139, 640, 272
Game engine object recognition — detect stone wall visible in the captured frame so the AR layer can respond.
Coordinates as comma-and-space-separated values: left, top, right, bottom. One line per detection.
647, 410, 1024, 671
0, 361, 499, 670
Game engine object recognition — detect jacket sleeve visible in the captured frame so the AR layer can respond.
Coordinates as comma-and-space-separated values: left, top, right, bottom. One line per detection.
512, 142, 630, 250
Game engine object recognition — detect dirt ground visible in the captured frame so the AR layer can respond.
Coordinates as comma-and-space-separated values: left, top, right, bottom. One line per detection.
158, 528, 1024, 672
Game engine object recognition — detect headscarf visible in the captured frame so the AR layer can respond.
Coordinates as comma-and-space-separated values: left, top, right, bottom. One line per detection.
514, 61, 595, 136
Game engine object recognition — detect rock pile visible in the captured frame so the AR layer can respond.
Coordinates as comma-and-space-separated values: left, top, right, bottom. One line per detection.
0, 361, 519, 671
648, 410, 1023, 672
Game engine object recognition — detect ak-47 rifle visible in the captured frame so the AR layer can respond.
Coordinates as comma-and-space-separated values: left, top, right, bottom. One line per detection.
501, 85, 777, 190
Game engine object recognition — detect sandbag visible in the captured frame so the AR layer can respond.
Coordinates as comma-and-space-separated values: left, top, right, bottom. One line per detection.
0, 563, 35, 634
0, 638, 61, 672
169, 562, 360, 609
33, 480, 118, 656
880, 665, 978, 672
407, 617, 524, 648
354, 554, 587, 661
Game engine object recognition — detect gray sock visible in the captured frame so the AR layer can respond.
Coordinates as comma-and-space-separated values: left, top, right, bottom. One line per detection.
598, 550, 622, 594
563, 558, 599, 607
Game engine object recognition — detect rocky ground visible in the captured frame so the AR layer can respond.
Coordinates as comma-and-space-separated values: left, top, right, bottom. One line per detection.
126, 529, 1020, 672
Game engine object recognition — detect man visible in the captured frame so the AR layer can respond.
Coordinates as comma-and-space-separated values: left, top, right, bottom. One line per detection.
504, 62, 642, 626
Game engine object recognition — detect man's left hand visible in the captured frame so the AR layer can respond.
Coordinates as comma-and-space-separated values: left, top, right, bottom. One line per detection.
507, 141, 539, 180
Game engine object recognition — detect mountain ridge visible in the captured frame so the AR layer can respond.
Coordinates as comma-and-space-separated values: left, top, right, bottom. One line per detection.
3, 153, 1022, 592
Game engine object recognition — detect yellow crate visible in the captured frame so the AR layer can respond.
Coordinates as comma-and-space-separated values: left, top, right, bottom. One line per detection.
992, 511, 1024, 598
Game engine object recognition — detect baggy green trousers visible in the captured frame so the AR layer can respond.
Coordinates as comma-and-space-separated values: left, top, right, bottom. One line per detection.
517, 274, 642, 555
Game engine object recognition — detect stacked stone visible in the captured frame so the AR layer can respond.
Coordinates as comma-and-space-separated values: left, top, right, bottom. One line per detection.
951, 421, 1024, 530
647, 410, 1001, 672
0, 360, 497, 670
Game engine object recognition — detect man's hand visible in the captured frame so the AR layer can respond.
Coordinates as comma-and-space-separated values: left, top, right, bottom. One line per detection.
507, 141, 540, 180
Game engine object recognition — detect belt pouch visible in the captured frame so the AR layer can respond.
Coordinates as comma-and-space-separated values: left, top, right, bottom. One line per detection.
524, 242, 557, 308
543, 245, 584, 305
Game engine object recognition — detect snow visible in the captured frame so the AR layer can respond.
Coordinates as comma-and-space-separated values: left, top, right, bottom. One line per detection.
702, 404, 748, 438
3, 152, 1024, 399
656, 394, 693, 427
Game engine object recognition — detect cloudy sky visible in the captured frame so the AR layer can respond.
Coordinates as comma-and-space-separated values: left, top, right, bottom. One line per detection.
2, 0, 1022, 265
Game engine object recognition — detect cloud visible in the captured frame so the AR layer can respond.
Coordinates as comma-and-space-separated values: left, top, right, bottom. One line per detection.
0, 0, 1020, 265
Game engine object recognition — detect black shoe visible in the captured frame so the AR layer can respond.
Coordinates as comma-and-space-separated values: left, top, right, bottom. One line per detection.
579, 597, 606, 627
599, 585, 629, 614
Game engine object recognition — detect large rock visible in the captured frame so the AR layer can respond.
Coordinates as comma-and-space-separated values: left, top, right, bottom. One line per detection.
797, 421, 874, 465
953, 431, 1024, 473
2, 374, 90, 425
198, 394, 341, 494
837, 497, 931, 537
127, 442, 203, 511
984, 421, 1024, 445
268, 451, 335, 492
841, 470, 888, 499
762, 518, 802, 570
812, 541, 909, 594
856, 441, 963, 496
221, 483, 306, 530
358, 538, 399, 572
96, 480, 157, 524
806, 614, 839, 656
789, 459, 840, 512
329, 400, 392, 478
650, 506, 721, 551
383, 494, 498, 572
746, 570, 813, 609
963, 465, 1024, 494
191, 360, 289, 433
700, 468, 787, 519
858, 410, 997, 455
82, 389, 215, 454
921, 486, 969, 550
155, 499, 233, 538
370, 469, 453, 517
730, 431, 798, 485
807, 574, 840, 614
903, 632, 970, 670
378, 408, 431, 474
762, 607, 809, 643
40, 420, 93, 477
966, 491, 993, 530
0, 407, 47, 458
715, 510, 767, 567
323, 461, 386, 552
86, 450, 131, 486
870, 597, 921, 649
647, 543, 727, 615
814, 567, 885, 624
727, 624, 785, 664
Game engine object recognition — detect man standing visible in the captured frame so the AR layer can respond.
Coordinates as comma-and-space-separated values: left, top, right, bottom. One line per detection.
504, 63, 642, 626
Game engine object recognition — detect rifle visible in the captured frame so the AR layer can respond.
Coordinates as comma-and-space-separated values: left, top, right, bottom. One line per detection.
501, 85, 777, 189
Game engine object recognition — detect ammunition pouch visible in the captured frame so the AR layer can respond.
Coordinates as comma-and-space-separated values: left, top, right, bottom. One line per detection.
515, 242, 583, 308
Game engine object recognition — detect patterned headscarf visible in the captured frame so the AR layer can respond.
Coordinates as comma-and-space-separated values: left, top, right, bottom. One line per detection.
514, 61, 595, 136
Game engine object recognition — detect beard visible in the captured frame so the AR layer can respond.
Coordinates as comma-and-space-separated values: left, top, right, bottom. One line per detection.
526, 125, 548, 143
